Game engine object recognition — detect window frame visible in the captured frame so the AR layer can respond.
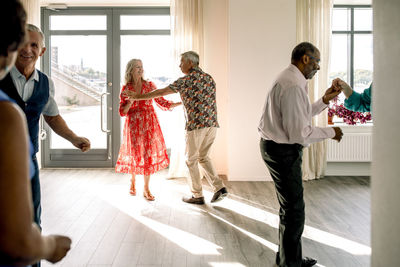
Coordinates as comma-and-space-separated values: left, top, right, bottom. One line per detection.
332, 4, 372, 88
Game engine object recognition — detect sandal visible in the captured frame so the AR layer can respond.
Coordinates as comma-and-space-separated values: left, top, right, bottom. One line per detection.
129, 181, 136, 196
143, 190, 155, 201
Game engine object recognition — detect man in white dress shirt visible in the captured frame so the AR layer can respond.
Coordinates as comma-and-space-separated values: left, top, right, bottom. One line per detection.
258, 42, 343, 267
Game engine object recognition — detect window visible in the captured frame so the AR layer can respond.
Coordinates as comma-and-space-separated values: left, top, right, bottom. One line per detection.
329, 5, 373, 123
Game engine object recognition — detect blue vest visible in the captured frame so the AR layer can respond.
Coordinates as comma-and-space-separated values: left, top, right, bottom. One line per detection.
0, 71, 50, 154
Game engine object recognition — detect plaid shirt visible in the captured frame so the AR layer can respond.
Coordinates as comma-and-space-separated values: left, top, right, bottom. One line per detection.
169, 67, 219, 131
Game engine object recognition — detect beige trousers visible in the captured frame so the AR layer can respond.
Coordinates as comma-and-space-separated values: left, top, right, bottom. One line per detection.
185, 127, 224, 198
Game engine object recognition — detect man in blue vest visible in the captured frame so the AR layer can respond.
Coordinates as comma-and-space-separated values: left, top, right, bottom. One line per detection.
0, 24, 90, 266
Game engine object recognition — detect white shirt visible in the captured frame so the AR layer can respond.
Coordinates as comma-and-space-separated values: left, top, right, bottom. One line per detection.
10, 66, 59, 116
258, 64, 335, 146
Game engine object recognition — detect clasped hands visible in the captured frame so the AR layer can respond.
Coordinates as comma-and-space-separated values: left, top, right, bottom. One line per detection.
322, 78, 342, 104
330, 78, 353, 99
323, 78, 354, 104
122, 90, 139, 100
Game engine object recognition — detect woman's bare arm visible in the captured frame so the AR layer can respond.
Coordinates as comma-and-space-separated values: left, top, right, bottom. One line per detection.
0, 102, 71, 266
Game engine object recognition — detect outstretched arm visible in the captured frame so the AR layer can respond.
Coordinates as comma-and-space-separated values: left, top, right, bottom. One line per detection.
344, 84, 372, 112
44, 115, 91, 152
123, 86, 175, 101
0, 102, 71, 265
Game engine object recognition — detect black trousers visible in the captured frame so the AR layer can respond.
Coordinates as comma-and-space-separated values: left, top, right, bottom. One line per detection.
260, 139, 305, 267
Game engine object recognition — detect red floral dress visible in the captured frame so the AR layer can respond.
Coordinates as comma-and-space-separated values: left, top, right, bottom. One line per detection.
115, 81, 172, 176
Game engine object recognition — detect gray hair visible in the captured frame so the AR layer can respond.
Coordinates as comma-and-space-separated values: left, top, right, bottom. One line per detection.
291, 42, 318, 62
27, 24, 45, 48
181, 51, 199, 66
124, 59, 144, 84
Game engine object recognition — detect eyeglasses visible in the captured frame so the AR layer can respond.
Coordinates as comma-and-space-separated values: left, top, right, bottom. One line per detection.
307, 54, 320, 64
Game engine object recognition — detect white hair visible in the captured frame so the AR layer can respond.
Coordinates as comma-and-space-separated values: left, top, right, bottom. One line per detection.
27, 24, 45, 48
181, 51, 199, 66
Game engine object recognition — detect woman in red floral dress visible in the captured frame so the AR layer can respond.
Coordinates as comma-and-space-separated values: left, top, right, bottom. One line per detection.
115, 59, 181, 200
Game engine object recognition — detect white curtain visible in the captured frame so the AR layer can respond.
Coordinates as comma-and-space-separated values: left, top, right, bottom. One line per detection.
170, 0, 204, 66
167, 0, 204, 179
296, 0, 333, 180
21, 0, 40, 25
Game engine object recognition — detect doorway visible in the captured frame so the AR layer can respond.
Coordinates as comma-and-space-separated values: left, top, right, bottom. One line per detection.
41, 7, 172, 167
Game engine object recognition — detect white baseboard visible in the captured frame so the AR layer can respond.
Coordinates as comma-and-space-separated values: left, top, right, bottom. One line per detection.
225, 163, 371, 181
326, 162, 371, 176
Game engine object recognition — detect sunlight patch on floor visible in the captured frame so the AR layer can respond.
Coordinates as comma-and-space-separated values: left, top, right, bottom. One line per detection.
98, 179, 370, 257
193, 206, 279, 253
210, 192, 371, 256
98, 184, 222, 255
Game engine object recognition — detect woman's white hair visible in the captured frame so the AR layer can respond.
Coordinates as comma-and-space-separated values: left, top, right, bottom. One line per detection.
27, 24, 45, 48
124, 59, 144, 84
181, 51, 199, 66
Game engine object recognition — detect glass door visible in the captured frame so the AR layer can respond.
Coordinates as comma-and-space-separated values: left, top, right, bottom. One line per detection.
40, 7, 172, 168
41, 9, 113, 167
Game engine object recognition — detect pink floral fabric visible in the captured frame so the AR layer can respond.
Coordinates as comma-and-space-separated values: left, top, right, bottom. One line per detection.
115, 81, 172, 175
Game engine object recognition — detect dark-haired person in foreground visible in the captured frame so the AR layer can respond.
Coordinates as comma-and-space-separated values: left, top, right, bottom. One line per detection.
258, 42, 343, 267
0, 23, 90, 267
0, 0, 71, 266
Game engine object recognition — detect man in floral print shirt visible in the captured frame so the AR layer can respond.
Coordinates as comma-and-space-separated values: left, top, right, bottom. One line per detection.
123, 51, 227, 204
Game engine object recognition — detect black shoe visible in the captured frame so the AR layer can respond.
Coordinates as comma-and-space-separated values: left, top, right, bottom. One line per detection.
302, 257, 317, 267
182, 195, 205, 205
210, 187, 228, 203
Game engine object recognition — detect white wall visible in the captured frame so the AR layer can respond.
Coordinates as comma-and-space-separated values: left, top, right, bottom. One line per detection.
203, 0, 229, 175
227, 0, 296, 180
372, 0, 400, 266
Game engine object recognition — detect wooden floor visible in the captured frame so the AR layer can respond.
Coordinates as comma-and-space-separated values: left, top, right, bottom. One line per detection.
40, 169, 370, 267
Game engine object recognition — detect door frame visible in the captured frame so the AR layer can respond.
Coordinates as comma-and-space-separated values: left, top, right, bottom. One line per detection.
40, 6, 170, 168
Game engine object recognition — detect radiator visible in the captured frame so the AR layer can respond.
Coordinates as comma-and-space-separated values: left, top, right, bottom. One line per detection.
327, 133, 372, 162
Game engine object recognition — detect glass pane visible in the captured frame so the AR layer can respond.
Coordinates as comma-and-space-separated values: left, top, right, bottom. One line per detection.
330, 34, 349, 83
329, 34, 349, 107
332, 8, 350, 31
120, 35, 179, 148
120, 35, 174, 89
50, 35, 107, 149
354, 34, 373, 93
120, 15, 170, 30
354, 8, 372, 31
50, 15, 107, 30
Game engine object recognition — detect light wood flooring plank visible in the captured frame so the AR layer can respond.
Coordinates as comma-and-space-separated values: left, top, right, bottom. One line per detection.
39, 169, 370, 267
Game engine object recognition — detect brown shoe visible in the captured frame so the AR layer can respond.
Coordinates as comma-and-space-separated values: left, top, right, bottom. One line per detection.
182, 195, 205, 205
210, 187, 228, 203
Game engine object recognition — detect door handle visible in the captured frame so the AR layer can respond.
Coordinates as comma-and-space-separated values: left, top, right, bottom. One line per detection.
100, 92, 111, 133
